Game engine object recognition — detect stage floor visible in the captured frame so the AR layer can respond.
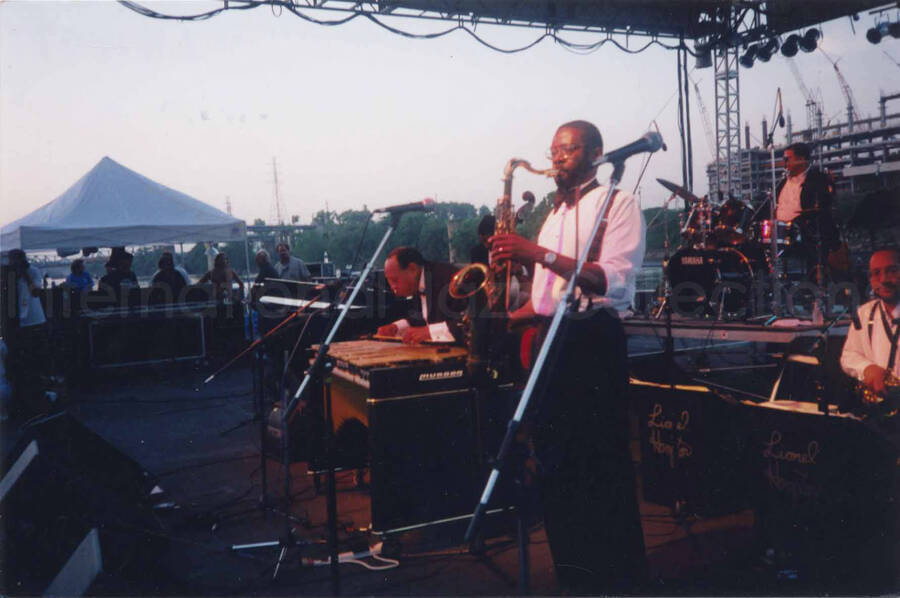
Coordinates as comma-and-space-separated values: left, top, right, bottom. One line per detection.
2, 335, 894, 595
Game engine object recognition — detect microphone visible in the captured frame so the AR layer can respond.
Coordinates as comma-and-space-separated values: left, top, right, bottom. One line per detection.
373, 198, 435, 214
777, 89, 786, 127
516, 191, 535, 223
593, 132, 664, 166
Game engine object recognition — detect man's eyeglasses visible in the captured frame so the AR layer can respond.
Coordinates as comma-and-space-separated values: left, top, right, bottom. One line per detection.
547, 144, 584, 159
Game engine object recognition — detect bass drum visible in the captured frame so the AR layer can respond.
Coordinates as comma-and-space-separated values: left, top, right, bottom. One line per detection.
667, 247, 763, 319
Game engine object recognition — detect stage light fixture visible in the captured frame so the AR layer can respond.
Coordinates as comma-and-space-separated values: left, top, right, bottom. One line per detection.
781, 34, 800, 57
695, 44, 713, 69
866, 22, 892, 44
799, 29, 821, 52
867, 25, 883, 43
739, 45, 757, 68
757, 38, 779, 62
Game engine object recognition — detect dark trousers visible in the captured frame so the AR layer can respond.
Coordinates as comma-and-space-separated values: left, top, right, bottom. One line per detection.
7, 323, 50, 415
531, 308, 646, 594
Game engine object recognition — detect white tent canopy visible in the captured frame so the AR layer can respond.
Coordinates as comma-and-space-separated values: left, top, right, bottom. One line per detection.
1, 156, 246, 251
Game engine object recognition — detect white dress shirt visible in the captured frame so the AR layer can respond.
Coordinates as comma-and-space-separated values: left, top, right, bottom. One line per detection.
17, 264, 46, 328
840, 298, 900, 381
775, 169, 807, 222
392, 269, 454, 342
530, 182, 645, 317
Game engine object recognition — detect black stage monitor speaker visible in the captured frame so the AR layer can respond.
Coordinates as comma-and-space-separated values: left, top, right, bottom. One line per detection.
1, 412, 167, 596
368, 386, 515, 534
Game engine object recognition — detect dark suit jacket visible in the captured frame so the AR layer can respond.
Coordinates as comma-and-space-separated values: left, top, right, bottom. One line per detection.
387, 260, 466, 343
776, 167, 840, 252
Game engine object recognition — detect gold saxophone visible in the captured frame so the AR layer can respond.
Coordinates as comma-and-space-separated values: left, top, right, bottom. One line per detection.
449, 158, 556, 308
449, 158, 555, 379
859, 372, 900, 417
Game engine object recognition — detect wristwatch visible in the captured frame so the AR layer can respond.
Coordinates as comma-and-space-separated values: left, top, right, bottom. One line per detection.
543, 251, 557, 266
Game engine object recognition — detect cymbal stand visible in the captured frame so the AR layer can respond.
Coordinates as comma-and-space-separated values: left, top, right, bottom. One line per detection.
654, 194, 673, 319
465, 159, 632, 588
655, 192, 678, 365
681, 202, 698, 245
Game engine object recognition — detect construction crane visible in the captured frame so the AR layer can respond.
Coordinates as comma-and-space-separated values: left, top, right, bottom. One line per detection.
687, 73, 716, 157
885, 51, 900, 71
270, 157, 285, 226
818, 47, 861, 126
786, 56, 823, 140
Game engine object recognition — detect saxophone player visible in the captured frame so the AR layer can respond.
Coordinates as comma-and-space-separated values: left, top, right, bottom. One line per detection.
841, 247, 900, 402
489, 120, 646, 594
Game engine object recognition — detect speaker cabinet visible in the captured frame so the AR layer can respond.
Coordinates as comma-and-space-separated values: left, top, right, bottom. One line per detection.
1, 413, 167, 595
368, 386, 515, 534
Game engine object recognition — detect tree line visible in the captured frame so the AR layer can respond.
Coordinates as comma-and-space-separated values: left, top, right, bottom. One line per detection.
78, 195, 675, 279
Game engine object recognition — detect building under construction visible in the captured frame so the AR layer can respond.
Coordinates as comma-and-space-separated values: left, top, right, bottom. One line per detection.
708, 89, 900, 201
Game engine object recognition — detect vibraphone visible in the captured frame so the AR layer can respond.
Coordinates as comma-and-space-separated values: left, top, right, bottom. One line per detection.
320, 339, 513, 534
327, 339, 468, 395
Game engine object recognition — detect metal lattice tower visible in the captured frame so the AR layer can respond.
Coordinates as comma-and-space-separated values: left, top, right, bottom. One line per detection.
714, 43, 741, 199
270, 157, 286, 226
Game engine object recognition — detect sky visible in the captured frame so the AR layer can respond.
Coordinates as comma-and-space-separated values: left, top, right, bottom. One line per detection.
1, 1, 898, 230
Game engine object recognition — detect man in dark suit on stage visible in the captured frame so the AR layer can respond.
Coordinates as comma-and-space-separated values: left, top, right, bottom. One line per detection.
376, 246, 464, 344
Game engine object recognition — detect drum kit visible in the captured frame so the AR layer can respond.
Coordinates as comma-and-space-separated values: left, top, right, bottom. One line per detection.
656, 178, 817, 320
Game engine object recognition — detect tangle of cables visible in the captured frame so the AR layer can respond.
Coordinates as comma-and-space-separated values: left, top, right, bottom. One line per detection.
117, 0, 697, 56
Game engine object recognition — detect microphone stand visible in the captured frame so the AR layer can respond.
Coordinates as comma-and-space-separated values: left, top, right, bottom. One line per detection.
200, 291, 325, 387
767, 131, 782, 318
228, 296, 337, 573
464, 160, 628, 589
278, 212, 403, 595
804, 310, 848, 415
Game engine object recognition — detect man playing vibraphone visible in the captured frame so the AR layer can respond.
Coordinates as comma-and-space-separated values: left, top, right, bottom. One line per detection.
489, 120, 647, 594
376, 246, 465, 345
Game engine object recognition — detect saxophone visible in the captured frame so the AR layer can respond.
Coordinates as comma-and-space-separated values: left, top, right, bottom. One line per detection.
859, 372, 900, 418
449, 158, 556, 308
449, 158, 556, 378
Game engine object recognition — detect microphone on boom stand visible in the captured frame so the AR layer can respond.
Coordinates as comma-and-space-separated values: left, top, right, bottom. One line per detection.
592, 132, 664, 166
373, 198, 435, 214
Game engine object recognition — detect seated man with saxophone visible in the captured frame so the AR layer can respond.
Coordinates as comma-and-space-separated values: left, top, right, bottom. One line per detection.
841, 247, 900, 407
376, 246, 465, 345
489, 120, 647, 594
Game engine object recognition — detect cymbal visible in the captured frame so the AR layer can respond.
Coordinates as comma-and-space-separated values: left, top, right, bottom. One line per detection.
657, 178, 701, 204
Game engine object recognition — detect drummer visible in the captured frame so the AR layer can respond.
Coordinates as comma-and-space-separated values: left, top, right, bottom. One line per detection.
774, 142, 840, 254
